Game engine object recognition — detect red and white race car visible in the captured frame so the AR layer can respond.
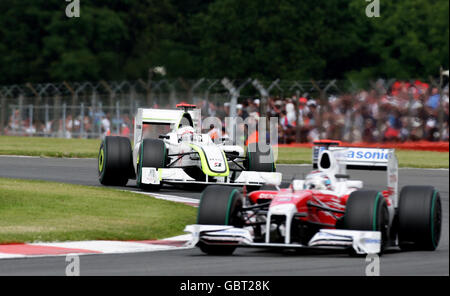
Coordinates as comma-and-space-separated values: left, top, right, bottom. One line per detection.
185, 143, 442, 256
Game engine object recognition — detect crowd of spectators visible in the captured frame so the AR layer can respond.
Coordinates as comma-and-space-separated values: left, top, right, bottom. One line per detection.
197, 80, 450, 144
4, 107, 134, 139
2, 80, 449, 144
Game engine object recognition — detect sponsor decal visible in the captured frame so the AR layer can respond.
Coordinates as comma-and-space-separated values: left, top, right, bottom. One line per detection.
217, 229, 249, 235
346, 149, 389, 161
363, 238, 381, 244
275, 196, 292, 202
258, 193, 275, 199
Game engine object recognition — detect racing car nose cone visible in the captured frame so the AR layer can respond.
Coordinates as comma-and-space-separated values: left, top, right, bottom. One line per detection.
269, 203, 297, 215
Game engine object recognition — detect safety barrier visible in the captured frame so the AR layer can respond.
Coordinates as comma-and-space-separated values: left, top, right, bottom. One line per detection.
277, 141, 449, 152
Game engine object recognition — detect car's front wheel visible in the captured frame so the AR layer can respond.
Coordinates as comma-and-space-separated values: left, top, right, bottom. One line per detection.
136, 138, 167, 191
197, 185, 244, 255
344, 190, 389, 254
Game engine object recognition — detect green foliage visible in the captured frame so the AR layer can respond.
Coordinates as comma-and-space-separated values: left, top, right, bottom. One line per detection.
348, 0, 449, 80
0, 0, 448, 84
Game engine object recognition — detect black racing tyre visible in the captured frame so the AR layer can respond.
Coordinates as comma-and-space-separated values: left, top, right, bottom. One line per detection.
344, 190, 389, 253
244, 143, 276, 172
197, 185, 244, 255
136, 138, 168, 191
98, 136, 133, 186
397, 186, 442, 251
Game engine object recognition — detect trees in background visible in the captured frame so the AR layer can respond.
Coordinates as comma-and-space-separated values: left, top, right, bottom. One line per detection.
0, 0, 448, 84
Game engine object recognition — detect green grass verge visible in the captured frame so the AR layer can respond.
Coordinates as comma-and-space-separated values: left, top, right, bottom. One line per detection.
0, 178, 196, 244
0, 136, 448, 168
0, 136, 100, 158
277, 147, 449, 168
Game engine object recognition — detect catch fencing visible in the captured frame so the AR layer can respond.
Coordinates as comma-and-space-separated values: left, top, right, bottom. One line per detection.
0, 75, 448, 143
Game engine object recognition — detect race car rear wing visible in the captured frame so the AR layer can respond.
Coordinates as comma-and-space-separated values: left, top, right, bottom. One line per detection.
313, 141, 399, 207
134, 107, 201, 145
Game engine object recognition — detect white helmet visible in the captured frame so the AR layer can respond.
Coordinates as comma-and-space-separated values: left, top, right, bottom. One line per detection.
304, 171, 333, 190
177, 126, 195, 142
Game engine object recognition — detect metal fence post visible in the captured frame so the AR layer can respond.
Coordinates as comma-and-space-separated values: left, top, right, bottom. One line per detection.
130, 85, 136, 118
169, 82, 177, 107
0, 97, 5, 134
221, 78, 252, 144
221, 78, 238, 119
11, 104, 16, 134
295, 89, 301, 142
204, 80, 219, 109
222, 78, 252, 118
116, 101, 120, 135
53, 95, 60, 126
80, 103, 85, 138
98, 102, 103, 137
64, 81, 78, 123
26, 83, 41, 133
438, 69, 444, 140
28, 104, 33, 134
189, 78, 205, 104
252, 79, 269, 117
311, 80, 337, 139
44, 104, 49, 137
289, 81, 305, 143
18, 95, 24, 135
407, 89, 415, 140
62, 103, 67, 137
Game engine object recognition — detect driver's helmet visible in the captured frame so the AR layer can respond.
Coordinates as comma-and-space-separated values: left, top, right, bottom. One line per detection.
177, 126, 195, 142
304, 171, 333, 190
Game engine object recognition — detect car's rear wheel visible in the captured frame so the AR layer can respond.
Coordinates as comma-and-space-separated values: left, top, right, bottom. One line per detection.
197, 185, 244, 255
137, 138, 167, 191
245, 143, 275, 172
397, 186, 442, 251
98, 136, 133, 186
344, 190, 389, 254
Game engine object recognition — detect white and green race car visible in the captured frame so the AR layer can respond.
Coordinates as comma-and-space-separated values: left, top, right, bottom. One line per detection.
97, 104, 281, 190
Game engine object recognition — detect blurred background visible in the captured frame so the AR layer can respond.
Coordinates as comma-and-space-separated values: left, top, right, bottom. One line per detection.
0, 0, 448, 143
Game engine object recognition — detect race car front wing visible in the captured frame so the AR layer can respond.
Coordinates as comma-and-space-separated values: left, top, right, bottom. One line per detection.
141, 167, 282, 186
184, 225, 381, 254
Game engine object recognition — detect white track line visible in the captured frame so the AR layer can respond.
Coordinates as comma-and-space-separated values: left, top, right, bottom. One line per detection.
0, 234, 194, 260
35, 240, 182, 254
128, 190, 200, 205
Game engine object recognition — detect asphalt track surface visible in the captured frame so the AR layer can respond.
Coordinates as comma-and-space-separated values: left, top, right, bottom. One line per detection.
0, 156, 448, 275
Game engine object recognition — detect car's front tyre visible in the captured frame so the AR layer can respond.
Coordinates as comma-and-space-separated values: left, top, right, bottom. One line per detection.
344, 190, 389, 255
136, 138, 167, 191
197, 185, 244, 255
